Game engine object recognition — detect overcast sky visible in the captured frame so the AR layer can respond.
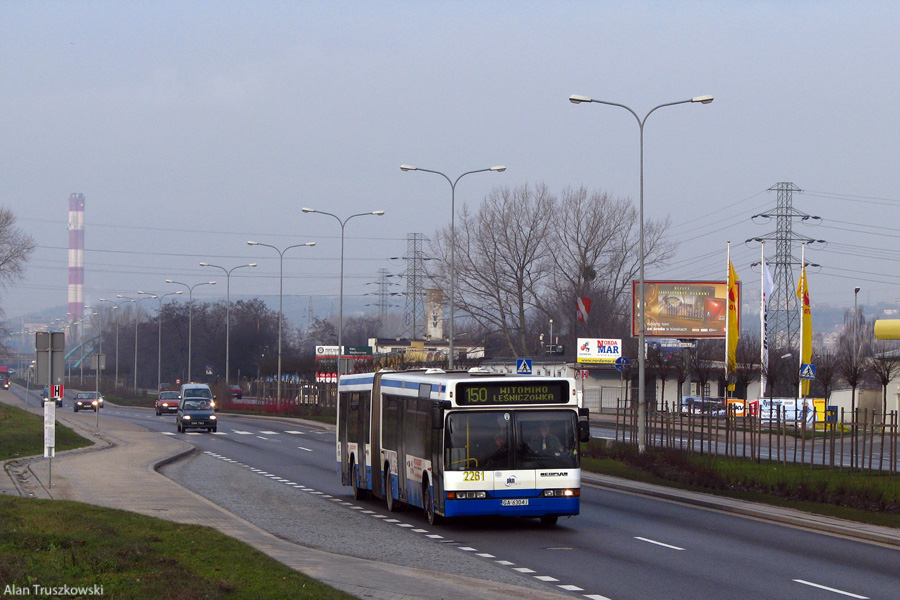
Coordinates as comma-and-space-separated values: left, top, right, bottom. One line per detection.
3, 1, 900, 326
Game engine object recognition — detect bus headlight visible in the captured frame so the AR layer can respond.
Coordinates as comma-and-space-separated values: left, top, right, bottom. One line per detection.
448, 491, 488, 500
541, 489, 579, 498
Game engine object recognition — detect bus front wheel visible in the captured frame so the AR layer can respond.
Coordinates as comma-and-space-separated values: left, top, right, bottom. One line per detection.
540, 515, 558, 527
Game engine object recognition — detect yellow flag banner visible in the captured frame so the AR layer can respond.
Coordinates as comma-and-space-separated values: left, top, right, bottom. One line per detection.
796, 264, 812, 396
726, 260, 740, 375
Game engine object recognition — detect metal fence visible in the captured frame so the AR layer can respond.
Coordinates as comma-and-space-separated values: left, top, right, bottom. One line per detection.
612, 400, 900, 474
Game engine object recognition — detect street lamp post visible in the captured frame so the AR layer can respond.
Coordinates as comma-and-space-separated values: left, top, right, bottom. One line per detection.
116, 296, 138, 391
138, 291, 183, 391
199, 262, 258, 385
247, 241, 315, 401
165, 280, 216, 382
400, 165, 505, 368
99, 299, 121, 388
301, 208, 384, 377
569, 93, 713, 452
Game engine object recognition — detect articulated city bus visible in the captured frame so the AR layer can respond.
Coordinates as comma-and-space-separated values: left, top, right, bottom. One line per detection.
337, 368, 590, 526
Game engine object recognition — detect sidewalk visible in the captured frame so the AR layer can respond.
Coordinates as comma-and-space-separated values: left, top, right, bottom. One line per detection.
1, 390, 574, 600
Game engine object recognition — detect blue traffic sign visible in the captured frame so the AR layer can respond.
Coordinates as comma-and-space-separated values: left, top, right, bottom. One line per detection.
615, 356, 630, 372
800, 363, 816, 380
516, 359, 533, 375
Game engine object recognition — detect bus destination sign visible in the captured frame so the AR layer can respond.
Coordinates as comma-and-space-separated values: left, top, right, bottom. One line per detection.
456, 382, 569, 406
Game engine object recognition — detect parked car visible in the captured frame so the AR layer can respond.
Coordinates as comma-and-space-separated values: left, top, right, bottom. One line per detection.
176, 398, 218, 433
156, 391, 181, 415
74, 391, 101, 412
229, 385, 242, 399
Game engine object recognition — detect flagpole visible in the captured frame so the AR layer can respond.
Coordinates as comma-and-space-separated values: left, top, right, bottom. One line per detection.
725, 241, 731, 392
798, 243, 806, 399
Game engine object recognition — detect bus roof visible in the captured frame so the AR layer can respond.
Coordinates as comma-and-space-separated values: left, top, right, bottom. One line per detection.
338, 369, 578, 406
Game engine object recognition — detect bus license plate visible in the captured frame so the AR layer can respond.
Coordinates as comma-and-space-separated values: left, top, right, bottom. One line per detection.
501, 499, 529, 507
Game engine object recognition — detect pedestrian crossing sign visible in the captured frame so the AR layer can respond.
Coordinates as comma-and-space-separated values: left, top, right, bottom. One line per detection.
516, 359, 533, 375
800, 363, 816, 380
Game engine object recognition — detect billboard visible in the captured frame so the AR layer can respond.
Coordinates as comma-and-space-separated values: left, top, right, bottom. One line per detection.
632, 280, 740, 339
577, 338, 622, 364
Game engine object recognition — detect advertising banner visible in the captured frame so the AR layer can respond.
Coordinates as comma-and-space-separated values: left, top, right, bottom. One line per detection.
632, 281, 740, 339
577, 338, 622, 364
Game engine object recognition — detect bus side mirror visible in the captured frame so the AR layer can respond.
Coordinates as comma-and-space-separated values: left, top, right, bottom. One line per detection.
578, 420, 591, 443
431, 400, 450, 429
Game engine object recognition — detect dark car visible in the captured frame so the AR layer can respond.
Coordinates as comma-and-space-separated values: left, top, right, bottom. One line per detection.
74, 391, 101, 412
176, 398, 218, 433
41, 387, 63, 408
229, 385, 242, 399
156, 391, 181, 415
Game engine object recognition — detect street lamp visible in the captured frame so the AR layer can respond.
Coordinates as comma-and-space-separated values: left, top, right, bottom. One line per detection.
116, 296, 138, 391
570, 93, 713, 452
138, 290, 183, 391
165, 280, 216, 382
247, 241, 315, 401
399, 164, 505, 368
200, 262, 257, 385
98, 299, 122, 388
301, 208, 384, 377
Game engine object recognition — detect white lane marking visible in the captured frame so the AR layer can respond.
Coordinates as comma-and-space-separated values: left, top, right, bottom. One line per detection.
426, 534, 443, 539
186, 432, 202, 435
212, 431, 227, 435
285, 430, 305, 434
411, 528, 428, 533
535, 575, 558, 582
585, 595, 614, 600
793, 580, 869, 599
635, 536, 684, 551
298, 446, 313, 452
495, 560, 515, 566
160, 432, 176, 436
513, 567, 536, 573
384, 519, 400, 523
256, 436, 268, 440
259, 430, 279, 434
458, 547, 477, 552
397, 523, 415, 528
476, 553, 495, 558
232, 430, 252, 435
558, 584, 583, 591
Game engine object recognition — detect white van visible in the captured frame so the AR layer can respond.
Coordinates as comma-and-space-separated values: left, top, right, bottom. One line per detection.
179, 383, 218, 411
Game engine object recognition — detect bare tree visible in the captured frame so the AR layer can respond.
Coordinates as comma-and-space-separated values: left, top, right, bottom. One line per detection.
734, 333, 760, 400
0, 207, 35, 287
810, 347, 839, 401
431, 183, 554, 356
0, 207, 35, 349
871, 339, 900, 416
545, 186, 675, 350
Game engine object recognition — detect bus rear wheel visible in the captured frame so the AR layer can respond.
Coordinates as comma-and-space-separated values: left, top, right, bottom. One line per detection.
540, 515, 558, 527
350, 459, 367, 500
384, 467, 398, 512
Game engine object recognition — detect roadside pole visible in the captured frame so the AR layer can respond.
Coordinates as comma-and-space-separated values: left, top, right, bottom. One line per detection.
36, 331, 65, 489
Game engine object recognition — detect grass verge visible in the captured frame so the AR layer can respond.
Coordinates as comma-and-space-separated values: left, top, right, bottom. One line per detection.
582, 440, 900, 529
0, 495, 355, 600
0, 403, 92, 461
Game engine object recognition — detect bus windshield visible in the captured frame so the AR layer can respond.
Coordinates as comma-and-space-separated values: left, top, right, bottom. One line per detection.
445, 410, 579, 472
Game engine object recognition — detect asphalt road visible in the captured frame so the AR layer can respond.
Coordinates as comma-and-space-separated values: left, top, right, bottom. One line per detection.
20, 388, 900, 600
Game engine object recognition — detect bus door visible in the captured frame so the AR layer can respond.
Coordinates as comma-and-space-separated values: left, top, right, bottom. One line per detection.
370, 373, 384, 499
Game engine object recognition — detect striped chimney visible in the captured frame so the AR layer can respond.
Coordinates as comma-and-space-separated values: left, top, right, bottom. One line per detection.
68, 193, 85, 324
